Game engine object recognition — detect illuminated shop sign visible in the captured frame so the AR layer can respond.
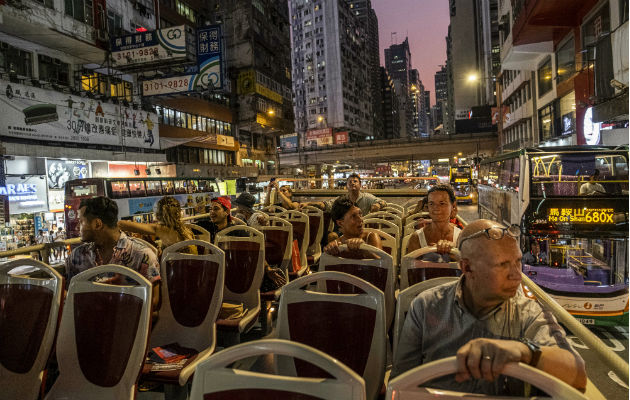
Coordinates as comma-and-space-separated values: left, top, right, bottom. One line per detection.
3, 177, 49, 213
547, 208, 614, 224
454, 178, 469, 183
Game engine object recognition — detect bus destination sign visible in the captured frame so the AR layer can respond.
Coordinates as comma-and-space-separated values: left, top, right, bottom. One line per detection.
547, 207, 614, 224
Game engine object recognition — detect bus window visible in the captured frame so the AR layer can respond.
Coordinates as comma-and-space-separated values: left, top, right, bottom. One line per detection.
162, 180, 174, 194
129, 181, 146, 197
174, 180, 187, 194
109, 180, 130, 198
69, 183, 99, 197
187, 180, 199, 193
145, 180, 162, 196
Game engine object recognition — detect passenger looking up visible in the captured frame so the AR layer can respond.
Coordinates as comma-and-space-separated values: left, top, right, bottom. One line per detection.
579, 169, 606, 196
323, 196, 382, 258
522, 241, 547, 266
233, 192, 268, 227
65, 196, 161, 309
301, 173, 387, 216
263, 180, 299, 210
118, 196, 196, 255
392, 219, 586, 395
406, 184, 461, 261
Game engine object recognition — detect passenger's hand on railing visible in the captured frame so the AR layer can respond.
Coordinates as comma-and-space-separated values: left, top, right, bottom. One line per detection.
256, 214, 268, 226
370, 203, 381, 212
323, 239, 341, 255
435, 239, 454, 254
455, 338, 528, 383
346, 237, 365, 251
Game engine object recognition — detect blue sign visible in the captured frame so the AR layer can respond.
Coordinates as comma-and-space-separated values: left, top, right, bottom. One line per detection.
197, 25, 223, 90
279, 133, 298, 153
128, 197, 157, 215
111, 25, 189, 67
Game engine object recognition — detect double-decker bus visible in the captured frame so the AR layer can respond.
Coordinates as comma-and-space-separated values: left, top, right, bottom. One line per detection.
449, 165, 476, 203
478, 146, 629, 326
431, 159, 451, 184
64, 177, 221, 238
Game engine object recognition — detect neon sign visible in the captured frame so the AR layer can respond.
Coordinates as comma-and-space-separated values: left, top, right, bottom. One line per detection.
548, 208, 614, 224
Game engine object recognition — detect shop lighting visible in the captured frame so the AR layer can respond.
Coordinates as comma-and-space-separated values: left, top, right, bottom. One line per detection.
145, 169, 151, 175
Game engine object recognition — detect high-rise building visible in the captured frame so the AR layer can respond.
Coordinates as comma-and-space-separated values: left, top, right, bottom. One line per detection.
289, 0, 373, 146
435, 64, 448, 105
346, 1, 382, 139
423, 90, 432, 135
446, 0, 499, 134
385, 37, 414, 137
410, 69, 422, 137
380, 67, 400, 139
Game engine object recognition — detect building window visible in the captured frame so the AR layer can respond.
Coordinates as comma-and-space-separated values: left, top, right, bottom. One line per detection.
621, 0, 629, 24
556, 37, 575, 83
537, 57, 553, 96
107, 10, 123, 37
582, 3, 610, 62
538, 102, 556, 141
558, 92, 576, 136
175, 0, 196, 23
34, 0, 54, 9
65, 0, 93, 25
38, 55, 70, 85
110, 79, 132, 101
0, 42, 32, 77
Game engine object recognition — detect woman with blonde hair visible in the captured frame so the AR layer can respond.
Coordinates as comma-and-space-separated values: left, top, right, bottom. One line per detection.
119, 195, 196, 255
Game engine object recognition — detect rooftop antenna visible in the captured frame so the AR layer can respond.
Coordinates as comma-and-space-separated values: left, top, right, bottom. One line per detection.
391, 32, 397, 45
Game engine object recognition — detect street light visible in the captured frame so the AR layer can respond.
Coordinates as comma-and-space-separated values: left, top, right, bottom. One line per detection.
467, 73, 479, 83
267, 109, 275, 116
317, 115, 324, 123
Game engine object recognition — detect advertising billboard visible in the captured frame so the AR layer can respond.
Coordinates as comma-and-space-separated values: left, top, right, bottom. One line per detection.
334, 131, 349, 144
0, 80, 159, 149
306, 128, 333, 148
279, 133, 298, 152
3, 176, 49, 214
111, 25, 191, 67
142, 25, 223, 96
46, 159, 88, 189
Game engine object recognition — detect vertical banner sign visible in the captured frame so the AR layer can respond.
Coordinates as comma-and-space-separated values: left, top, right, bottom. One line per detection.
197, 25, 223, 91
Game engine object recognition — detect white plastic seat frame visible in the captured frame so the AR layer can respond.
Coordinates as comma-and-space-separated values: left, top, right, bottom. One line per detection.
400, 234, 412, 258
231, 216, 246, 226
258, 216, 294, 281
214, 225, 265, 334
386, 356, 589, 400
0, 259, 64, 400
279, 210, 310, 275
364, 211, 402, 229
383, 207, 404, 219
301, 205, 324, 264
392, 278, 458, 358
186, 223, 211, 243
363, 218, 401, 262
385, 203, 404, 212
262, 205, 287, 215
46, 265, 152, 400
400, 247, 460, 290
148, 240, 225, 386
189, 339, 366, 400
319, 243, 395, 330
276, 271, 386, 400
363, 227, 398, 269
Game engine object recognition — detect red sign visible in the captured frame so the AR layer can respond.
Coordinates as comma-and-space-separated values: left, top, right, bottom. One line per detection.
306, 128, 333, 147
334, 131, 349, 144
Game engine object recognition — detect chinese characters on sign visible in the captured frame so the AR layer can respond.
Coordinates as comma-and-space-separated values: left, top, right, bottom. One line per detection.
548, 208, 614, 223
111, 26, 189, 66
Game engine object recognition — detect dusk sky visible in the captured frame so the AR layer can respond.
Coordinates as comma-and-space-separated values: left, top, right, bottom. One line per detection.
371, 0, 450, 105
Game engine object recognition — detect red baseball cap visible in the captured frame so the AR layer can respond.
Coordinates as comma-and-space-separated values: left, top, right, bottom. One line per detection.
211, 196, 231, 211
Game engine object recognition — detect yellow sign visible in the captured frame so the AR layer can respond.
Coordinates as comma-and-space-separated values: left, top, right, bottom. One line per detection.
256, 113, 269, 126
237, 69, 255, 94
548, 208, 614, 223
255, 83, 283, 103
455, 178, 468, 183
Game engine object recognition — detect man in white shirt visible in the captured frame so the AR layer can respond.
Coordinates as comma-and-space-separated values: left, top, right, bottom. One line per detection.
579, 169, 605, 196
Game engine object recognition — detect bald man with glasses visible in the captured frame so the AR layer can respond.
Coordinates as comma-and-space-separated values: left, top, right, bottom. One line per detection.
391, 219, 586, 395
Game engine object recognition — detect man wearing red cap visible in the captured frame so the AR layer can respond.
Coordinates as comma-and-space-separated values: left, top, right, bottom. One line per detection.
196, 196, 243, 242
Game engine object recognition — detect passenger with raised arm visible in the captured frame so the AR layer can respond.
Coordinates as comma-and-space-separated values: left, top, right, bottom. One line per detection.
65, 196, 161, 309
323, 195, 382, 257
392, 219, 586, 395
301, 173, 387, 216
406, 184, 461, 260
118, 196, 196, 255
264, 179, 299, 210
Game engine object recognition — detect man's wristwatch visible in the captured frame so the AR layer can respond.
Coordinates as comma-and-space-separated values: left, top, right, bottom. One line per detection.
520, 338, 542, 366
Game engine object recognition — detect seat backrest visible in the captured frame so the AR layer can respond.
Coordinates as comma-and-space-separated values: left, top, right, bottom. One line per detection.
399, 247, 461, 290
400, 233, 412, 258
383, 207, 403, 218
300, 206, 324, 259
150, 240, 225, 356
364, 211, 402, 228
215, 226, 265, 311
189, 339, 366, 400
362, 227, 398, 268
279, 210, 310, 270
47, 265, 152, 400
392, 278, 458, 357
0, 259, 64, 400
186, 223, 211, 243
231, 216, 247, 226
363, 218, 401, 240
258, 217, 293, 278
276, 271, 386, 400
386, 203, 404, 212
319, 243, 395, 330
404, 212, 428, 224
262, 205, 287, 215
